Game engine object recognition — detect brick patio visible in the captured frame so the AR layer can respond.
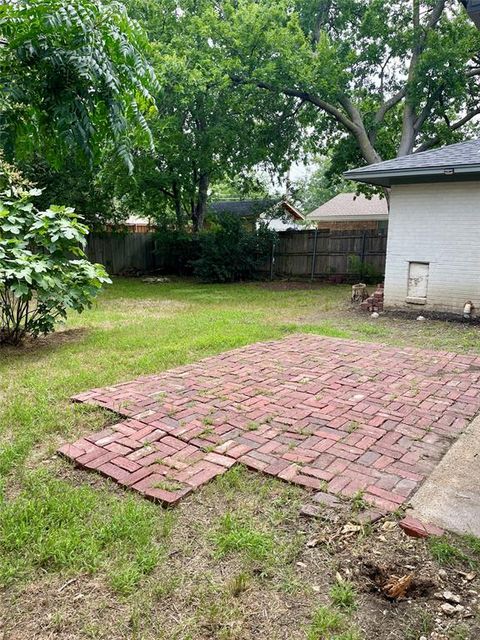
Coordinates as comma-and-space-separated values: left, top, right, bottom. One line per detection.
59, 335, 480, 510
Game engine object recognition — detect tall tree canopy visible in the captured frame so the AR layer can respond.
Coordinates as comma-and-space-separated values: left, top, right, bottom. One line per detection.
213, 0, 480, 173
121, 0, 308, 230
0, 0, 158, 170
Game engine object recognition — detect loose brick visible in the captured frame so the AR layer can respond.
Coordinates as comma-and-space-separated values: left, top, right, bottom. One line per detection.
399, 516, 445, 538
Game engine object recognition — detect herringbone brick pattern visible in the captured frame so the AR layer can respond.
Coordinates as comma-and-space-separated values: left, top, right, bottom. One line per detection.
59, 335, 480, 509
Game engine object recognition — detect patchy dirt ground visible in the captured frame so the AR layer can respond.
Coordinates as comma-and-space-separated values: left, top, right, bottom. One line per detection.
1, 460, 479, 640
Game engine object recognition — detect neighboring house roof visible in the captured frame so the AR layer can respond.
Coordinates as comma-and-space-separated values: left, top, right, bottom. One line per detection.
307, 193, 388, 222
462, 0, 480, 27
125, 215, 152, 226
279, 200, 304, 221
344, 139, 480, 187
210, 199, 304, 220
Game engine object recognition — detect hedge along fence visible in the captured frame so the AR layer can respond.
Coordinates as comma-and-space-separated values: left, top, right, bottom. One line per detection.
87, 229, 387, 281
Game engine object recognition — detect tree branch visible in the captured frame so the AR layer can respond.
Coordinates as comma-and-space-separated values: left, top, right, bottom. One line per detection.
374, 88, 407, 125
414, 106, 480, 152
253, 80, 357, 133
398, 0, 447, 156
231, 76, 382, 165
413, 85, 444, 134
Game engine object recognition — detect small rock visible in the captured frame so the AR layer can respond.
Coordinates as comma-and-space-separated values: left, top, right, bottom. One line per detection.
466, 572, 477, 581
417, 315, 426, 321
300, 504, 322, 518
355, 509, 386, 525
442, 591, 461, 604
441, 603, 464, 616
371, 312, 379, 319
438, 569, 448, 579
296, 561, 307, 569
312, 585, 321, 593
351, 394, 365, 402
440, 603, 458, 616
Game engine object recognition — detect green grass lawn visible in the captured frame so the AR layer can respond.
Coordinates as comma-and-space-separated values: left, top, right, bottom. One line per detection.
1, 278, 480, 639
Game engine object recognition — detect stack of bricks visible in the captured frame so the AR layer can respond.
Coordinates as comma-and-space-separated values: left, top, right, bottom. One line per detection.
360, 283, 384, 312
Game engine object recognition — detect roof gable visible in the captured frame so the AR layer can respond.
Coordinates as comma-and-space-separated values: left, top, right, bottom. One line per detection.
307, 193, 388, 221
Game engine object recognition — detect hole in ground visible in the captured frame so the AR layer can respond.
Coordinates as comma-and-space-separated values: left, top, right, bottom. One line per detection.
360, 560, 436, 600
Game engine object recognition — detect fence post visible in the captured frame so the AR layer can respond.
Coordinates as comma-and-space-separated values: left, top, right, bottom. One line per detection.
269, 239, 276, 280
310, 227, 318, 281
360, 230, 367, 280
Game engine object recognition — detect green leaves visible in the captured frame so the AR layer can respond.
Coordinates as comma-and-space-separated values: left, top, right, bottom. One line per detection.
0, 0, 158, 170
192, 214, 276, 283
0, 160, 111, 345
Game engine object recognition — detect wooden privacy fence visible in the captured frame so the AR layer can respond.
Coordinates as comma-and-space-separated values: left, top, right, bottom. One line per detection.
263, 229, 387, 280
87, 232, 160, 274
87, 229, 387, 279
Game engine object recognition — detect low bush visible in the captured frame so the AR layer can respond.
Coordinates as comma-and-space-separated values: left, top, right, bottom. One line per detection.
0, 161, 111, 345
347, 254, 383, 284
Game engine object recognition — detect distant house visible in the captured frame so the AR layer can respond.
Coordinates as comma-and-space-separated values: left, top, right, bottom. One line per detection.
209, 199, 305, 231
306, 193, 388, 233
462, 0, 480, 27
104, 216, 154, 233
345, 139, 480, 315
122, 216, 154, 233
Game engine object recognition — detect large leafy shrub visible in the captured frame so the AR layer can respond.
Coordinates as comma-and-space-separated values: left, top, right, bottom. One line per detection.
154, 229, 202, 275
0, 173, 111, 345
192, 215, 276, 283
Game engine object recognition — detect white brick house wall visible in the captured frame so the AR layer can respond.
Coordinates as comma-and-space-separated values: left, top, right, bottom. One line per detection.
384, 181, 480, 314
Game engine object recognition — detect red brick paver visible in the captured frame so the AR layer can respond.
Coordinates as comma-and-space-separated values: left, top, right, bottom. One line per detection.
59, 335, 480, 508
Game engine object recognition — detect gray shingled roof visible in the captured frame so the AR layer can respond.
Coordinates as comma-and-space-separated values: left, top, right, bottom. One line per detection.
464, 0, 480, 28
345, 139, 480, 187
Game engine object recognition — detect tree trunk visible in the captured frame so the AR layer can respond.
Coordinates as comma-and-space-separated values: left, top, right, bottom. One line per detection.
398, 0, 422, 156
172, 181, 184, 229
192, 172, 209, 232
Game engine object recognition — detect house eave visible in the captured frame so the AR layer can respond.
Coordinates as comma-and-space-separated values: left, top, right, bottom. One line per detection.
344, 164, 480, 187
308, 214, 389, 223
